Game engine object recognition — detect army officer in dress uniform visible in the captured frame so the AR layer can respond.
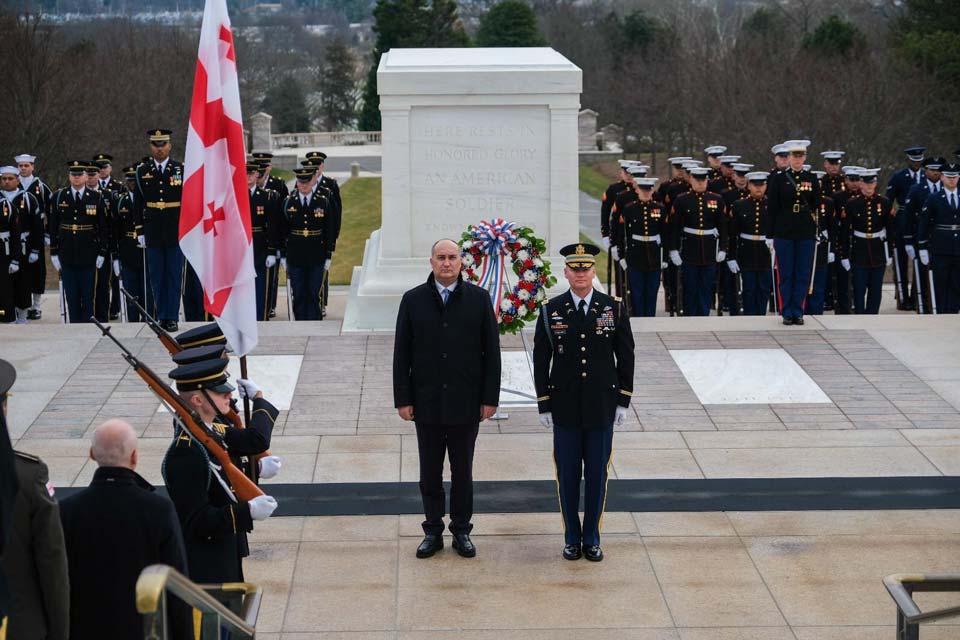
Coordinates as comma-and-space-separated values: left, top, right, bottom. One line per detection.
280, 167, 334, 320
246, 162, 280, 321
534, 243, 634, 562
917, 162, 960, 313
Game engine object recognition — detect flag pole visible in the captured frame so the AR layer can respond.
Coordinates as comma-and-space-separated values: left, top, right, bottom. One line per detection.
239, 355, 251, 426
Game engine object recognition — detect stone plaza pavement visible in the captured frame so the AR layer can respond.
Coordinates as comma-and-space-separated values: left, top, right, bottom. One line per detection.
2, 315, 960, 638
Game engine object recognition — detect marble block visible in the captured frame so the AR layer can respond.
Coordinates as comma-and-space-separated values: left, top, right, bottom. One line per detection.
343, 48, 582, 331
669, 348, 831, 405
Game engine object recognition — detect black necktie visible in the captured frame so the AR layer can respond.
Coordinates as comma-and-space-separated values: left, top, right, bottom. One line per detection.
578, 299, 586, 316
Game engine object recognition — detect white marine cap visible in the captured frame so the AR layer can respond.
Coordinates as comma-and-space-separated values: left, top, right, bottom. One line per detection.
842, 165, 865, 176
681, 160, 704, 170
802, 164, 811, 171
812, 170, 826, 179
718, 155, 741, 164
820, 150, 845, 160
784, 139, 812, 153
704, 145, 727, 156
857, 168, 881, 181
617, 160, 633, 169
731, 163, 754, 173
14, 154, 35, 164
689, 167, 711, 178
771, 143, 788, 155
746, 171, 770, 182
668, 156, 692, 165
627, 165, 649, 177
635, 177, 659, 188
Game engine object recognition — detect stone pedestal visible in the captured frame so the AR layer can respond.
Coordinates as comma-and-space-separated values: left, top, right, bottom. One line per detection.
343, 47, 582, 332
250, 112, 273, 152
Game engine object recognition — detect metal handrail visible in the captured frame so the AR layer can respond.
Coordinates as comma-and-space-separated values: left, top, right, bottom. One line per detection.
884, 573, 960, 637
136, 564, 261, 639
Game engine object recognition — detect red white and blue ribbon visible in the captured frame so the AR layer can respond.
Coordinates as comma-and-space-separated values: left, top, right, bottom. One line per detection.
469, 218, 517, 319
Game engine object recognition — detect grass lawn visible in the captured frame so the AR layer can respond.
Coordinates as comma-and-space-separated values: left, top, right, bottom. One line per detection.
271, 168, 294, 183
579, 164, 610, 200
330, 177, 381, 285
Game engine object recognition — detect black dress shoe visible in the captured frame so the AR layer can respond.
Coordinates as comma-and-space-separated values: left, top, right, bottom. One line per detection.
416, 534, 443, 558
794, 316, 804, 325
452, 533, 476, 558
165, 321, 179, 332
110, 312, 120, 321
583, 544, 604, 562
268, 309, 276, 319
562, 544, 582, 561
27, 309, 40, 320
782, 316, 794, 326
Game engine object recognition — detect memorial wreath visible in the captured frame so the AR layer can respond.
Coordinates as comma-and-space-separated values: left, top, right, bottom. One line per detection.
459, 218, 556, 335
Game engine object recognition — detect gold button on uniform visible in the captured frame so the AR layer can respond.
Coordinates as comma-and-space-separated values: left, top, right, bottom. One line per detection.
581, 359, 587, 364
580, 334, 585, 338
581, 372, 587, 378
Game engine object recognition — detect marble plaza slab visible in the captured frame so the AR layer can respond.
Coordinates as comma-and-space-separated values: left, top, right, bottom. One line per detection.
669, 348, 831, 405
499, 350, 537, 408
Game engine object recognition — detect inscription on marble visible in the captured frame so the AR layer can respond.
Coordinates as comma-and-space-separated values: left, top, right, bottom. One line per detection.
410, 106, 550, 255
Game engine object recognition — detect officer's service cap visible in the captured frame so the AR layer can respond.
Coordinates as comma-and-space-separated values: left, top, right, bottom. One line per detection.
169, 358, 235, 394
294, 167, 316, 181
94, 153, 113, 166
176, 323, 228, 350
812, 170, 826, 179
0, 166, 19, 177
14, 154, 35, 164
858, 168, 881, 182
301, 159, 323, 168
635, 177, 659, 189
732, 163, 753, 174
784, 140, 811, 153
689, 167, 711, 179
560, 243, 600, 269
746, 171, 769, 183
84, 163, 100, 175
923, 157, 945, 170
718, 155, 741, 165
668, 156, 692, 166
252, 152, 274, 163
123, 166, 137, 178
67, 160, 89, 173
704, 145, 727, 156
627, 165, 649, 177
904, 146, 926, 161
842, 165, 865, 177
821, 150, 844, 161
0, 358, 15, 397
148, 129, 172, 142
172, 344, 228, 366
246, 161, 260, 173
771, 143, 789, 156
305, 151, 327, 161
941, 163, 960, 178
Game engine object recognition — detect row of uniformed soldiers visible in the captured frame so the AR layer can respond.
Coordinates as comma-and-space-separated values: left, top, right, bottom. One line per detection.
0, 129, 343, 326
601, 142, 960, 319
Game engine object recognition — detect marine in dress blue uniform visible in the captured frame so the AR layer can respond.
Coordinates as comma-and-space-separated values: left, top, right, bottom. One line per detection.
728, 172, 774, 316
534, 243, 634, 562
611, 177, 664, 317
838, 169, 895, 314
659, 158, 693, 315
885, 146, 927, 310
601, 161, 633, 297
818, 151, 845, 310
917, 162, 960, 314
830, 166, 864, 314
900, 157, 944, 314
805, 173, 834, 315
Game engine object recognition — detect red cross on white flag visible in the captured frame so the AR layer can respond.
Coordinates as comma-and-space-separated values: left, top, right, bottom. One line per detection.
179, 0, 257, 356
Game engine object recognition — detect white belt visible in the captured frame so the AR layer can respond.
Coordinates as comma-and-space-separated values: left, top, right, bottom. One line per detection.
683, 227, 718, 237
0, 231, 9, 240
739, 233, 766, 241
631, 234, 660, 243
853, 229, 886, 240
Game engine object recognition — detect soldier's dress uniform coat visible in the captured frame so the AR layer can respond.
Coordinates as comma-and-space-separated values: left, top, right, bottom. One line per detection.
901, 178, 941, 313
534, 288, 634, 548
0, 198, 21, 323
667, 190, 728, 316
280, 189, 335, 320
917, 187, 960, 313
19, 175, 51, 305
249, 186, 280, 321
613, 195, 665, 317
48, 186, 108, 323
831, 186, 858, 314
8, 191, 42, 315
729, 196, 773, 316
767, 167, 822, 320
886, 167, 923, 308
839, 193, 895, 314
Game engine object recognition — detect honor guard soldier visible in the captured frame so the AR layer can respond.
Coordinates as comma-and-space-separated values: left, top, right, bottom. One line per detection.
135, 129, 189, 331
601, 160, 633, 296
717, 163, 753, 315
95, 154, 126, 321
302, 154, 339, 316
771, 143, 789, 172
806, 172, 834, 315
614, 177, 664, 317
657, 157, 691, 204
14, 155, 51, 320
709, 155, 740, 195
767, 140, 821, 324
85, 163, 118, 322
886, 146, 927, 310
252, 152, 289, 199
0, 175, 22, 324
704, 145, 727, 181
93, 154, 125, 196
831, 166, 865, 314
534, 243, 634, 562
838, 169, 894, 314
728, 172, 774, 315
114, 166, 152, 322
0, 167, 41, 324
609, 165, 644, 299
48, 161, 108, 323
820, 150, 846, 196
163, 358, 278, 583
667, 166, 729, 316
917, 162, 960, 313
247, 162, 280, 321
901, 157, 944, 313
253, 158, 284, 319
280, 167, 334, 320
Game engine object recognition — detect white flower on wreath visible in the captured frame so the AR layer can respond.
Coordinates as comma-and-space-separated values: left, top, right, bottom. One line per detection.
536, 288, 546, 301
517, 289, 530, 301
462, 254, 475, 267
518, 237, 529, 247
500, 298, 514, 312
533, 257, 544, 268
462, 240, 473, 249
516, 249, 530, 261
522, 270, 536, 282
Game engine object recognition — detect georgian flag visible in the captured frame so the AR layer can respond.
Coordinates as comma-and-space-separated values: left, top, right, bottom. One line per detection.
179, 0, 257, 356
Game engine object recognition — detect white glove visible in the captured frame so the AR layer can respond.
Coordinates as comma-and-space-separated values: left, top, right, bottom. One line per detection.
905, 245, 916, 261
258, 455, 282, 479
841, 258, 851, 271
618, 258, 627, 270
886, 255, 893, 267
601, 237, 611, 250
610, 246, 620, 261
821, 230, 829, 240
137, 235, 145, 248
919, 249, 929, 266
716, 250, 727, 262
51, 255, 61, 272
248, 494, 278, 521
669, 250, 682, 266
7, 261, 18, 275
765, 239, 774, 251
614, 406, 629, 426
44, 234, 50, 246
281, 257, 287, 271
828, 252, 835, 264
661, 261, 668, 269
538, 412, 553, 428
324, 257, 332, 271
265, 254, 277, 269
95, 255, 105, 269
28, 251, 39, 264
727, 260, 740, 274
236, 378, 261, 400
113, 259, 121, 277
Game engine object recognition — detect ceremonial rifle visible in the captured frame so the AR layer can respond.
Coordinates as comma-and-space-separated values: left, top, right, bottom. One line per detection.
90, 318, 263, 502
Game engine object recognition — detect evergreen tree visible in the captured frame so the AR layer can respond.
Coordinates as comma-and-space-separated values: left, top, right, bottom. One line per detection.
318, 37, 358, 130
476, 0, 544, 48
803, 15, 865, 58
260, 75, 310, 133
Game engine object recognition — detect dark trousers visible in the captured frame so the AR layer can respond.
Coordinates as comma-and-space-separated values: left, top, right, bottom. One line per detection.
932, 254, 960, 314
852, 265, 884, 314
28, 246, 45, 296
663, 262, 679, 314
254, 261, 272, 322
147, 246, 184, 322
720, 266, 738, 314
741, 270, 772, 316
893, 238, 913, 308
110, 261, 121, 316
835, 262, 852, 314
414, 421, 479, 536
805, 265, 828, 315
267, 254, 279, 314
915, 260, 932, 313
61, 265, 95, 323
182, 261, 206, 321
627, 268, 660, 317
682, 263, 716, 316
0, 256, 14, 323
93, 260, 111, 322
553, 423, 613, 547
288, 264, 324, 320
120, 260, 152, 323
774, 238, 815, 319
